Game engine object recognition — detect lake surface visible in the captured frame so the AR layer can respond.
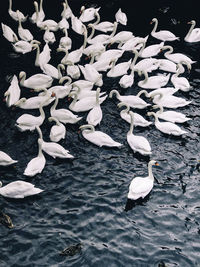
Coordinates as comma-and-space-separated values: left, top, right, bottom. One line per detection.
0, 0, 200, 266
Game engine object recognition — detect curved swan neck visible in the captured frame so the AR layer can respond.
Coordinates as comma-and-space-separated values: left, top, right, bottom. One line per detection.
109, 89, 120, 99
185, 21, 196, 40
118, 103, 129, 114
49, 116, 60, 125
148, 161, 154, 180
80, 124, 94, 133
39, 97, 48, 119
50, 94, 58, 112
33, 44, 40, 66
109, 22, 118, 38
87, 24, 95, 41
39, 0, 43, 12
151, 18, 158, 34
57, 64, 64, 80
137, 89, 149, 98
141, 70, 148, 84
69, 92, 78, 108
59, 75, 72, 85
162, 45, 173, 56
128, 111, 135, 135
148, 112, 158, 123
130, 50, 139, 73
153, 104, 163, 114
36, 126, 43, 139
17, 12, 22, 28
93, 11, 100, 25
19, 72, 26, 86
96, 88, 100, 105
9, 0, 12, 11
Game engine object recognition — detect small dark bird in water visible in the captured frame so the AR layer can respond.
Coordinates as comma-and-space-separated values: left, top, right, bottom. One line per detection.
0, 210, 13, 229
60, 243, 82, 256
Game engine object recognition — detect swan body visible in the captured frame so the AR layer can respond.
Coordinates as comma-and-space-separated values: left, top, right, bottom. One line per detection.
14, 94, 54, 109
17, 11, 33, 42
0, 181, 43, 199
8, 0, 27, 22
79, 6, 100, 22
150, 18, 179, 41
4, 75, 21, 107
127, 111, 151, 155
1, 23, 18, 43
115, 8, 127, 25
134, 58, 159, 73
71, 84, 105, 100
139, 42, 164, 58
30, 0, 45, 24
119, 73, 134, 88
0, 151, 17, 166
58, 18, 69, 30
72, 80, 94, 91
83, 43, 105, 57
86, 88, 103, 126
157, 59, 177, 73
24, 138, 46, 177
58, 47, 83, 65
162, 45, 196, 64
119, 36, 148, 51
171, 63, 191, 92
109, 89, 150, 109
79, 64, 103, 86
48, 117, 66, 142
59, 29, 72, 50
148, 87, 178, 98
41, 63, 65, 80
117, 102, 152, 127
80, 124, 122, 147
43, 82, 71, 99
184, 20, 200, 43
95, 49, 124, 62
66, 64, 80, 80
93, 21, 114, 33
43, 27, 56, 44
147, 112, 187, 135
152, 92, 192, 108
128, 160, 159, 200
107, 59, 132, 78
109, 31, 134, 45
138, 70, 170, 89
12, 40, 39, 54
19, 71, 53, 89
91, 57, 112, 72
33, 43, 51, 67
71, 16, 84, 35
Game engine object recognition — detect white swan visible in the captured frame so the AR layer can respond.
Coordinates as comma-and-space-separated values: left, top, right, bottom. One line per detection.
95, 48, 124, 62
0, 180, 43, 198
109, 30, 134, 45
115, 8, 127, 25
78, 64, 103, 86
150, 18, 179, 41
14, 93, 54, 109
71, 16, 84, 35
17, 11, 33, 42
33, 43, 51, 67
79, 6, 100, 22
86, 88, 103, 126
89, 53, 112, 72
184, 20, 200, 43
117, 102, 152, 127
147, 111, 187, 136
58, 28, 72, 50
157, 59, 177, 73
0, 151, 17, 166
36, 126, 74, 159
24, 138, 46, 177
152, 104, 191, 123
48, 117, 66, 142
4, 75, 21, 107
41, 63, 65, 80
58, 17, 69, 31
66, 62, 80, 80
137, 70, 170, 89
79, 124, 122, 147
61, 1, 73, 19
8, 0, 27, 22
127, 111, 152, 155
57, 46, 84, 66
69, 91, 107, 113
109, 89, 150, 109
19, 71, 53, 89
83, 43, 105, 57
107, 59, 132, 78
161, 45, 196, 64
50, 93, 82, 124
93, 21, 115, 33
12, 40, 40, 54
1, 23, 18, 43
127, 160, 159, 200
71, 83, 105, 100
119, 36, 148, 51
43, 26, 56, 44
71, 80, 94, 91
139, 41, 164, 58
171, 62, 191, 92
30, 0, 45, 24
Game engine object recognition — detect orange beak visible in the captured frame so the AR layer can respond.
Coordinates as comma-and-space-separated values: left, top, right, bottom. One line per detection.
155, 162, 159, 166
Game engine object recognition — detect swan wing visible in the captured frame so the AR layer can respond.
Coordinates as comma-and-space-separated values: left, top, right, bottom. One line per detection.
128, 177, 153, 200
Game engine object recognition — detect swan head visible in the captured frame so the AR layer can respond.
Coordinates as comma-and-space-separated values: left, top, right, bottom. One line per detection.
79, 124, 95, 132
187, 20, 195, 25
80, 6, 85, 14
14, 97, 26, 106
109, 89, 119, 98
149, 160, 159, 166
19, 71, 26, 81
0, 181, 2, 188
150, 18, 157, 24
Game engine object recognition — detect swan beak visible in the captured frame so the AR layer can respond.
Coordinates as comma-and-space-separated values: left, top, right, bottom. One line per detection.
155, 162, 159, 166
51, 92, 56, 97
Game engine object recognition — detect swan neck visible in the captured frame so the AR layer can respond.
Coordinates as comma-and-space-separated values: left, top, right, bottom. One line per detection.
185, 22, 195, 40
36, 126, 43, 139
35, 44, 40, 66
9, 0, 12, 11
141, 71, 148, 84
20, 72, 26, 86
93, 12, 100, 25
152, 19, 158, 34
120, 104, 129, 115
38, 139, 43, 157
148, 162, 154, 180
57, 64, 63, 80
69, 93, 78, 108
128, 112, 134, 135
51, 95, 58, 112
39, 0, 43, 11
110, 90, 120, 99
87, 25, 95, 40
110, 22, 118, 38
96, 88, 100, 104
39, 98, 46, 119
164, 46, 173, 56
130, 50, 139, 70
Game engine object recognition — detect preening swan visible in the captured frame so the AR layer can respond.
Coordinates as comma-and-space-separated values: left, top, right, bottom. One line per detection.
1, 23, 18, 43
139, 41, 164, 58
86, 88, 103, 126
19, 71, 53, 89
147, 111, 187, 136
66, 62, 80, 80
184, 20, 200, 43
0, 180, 43, 199
79, 124, 122, 147
0, 151, 17, 166
115, 8, 127, 25
150, 18, 179, 41
8, 0, 27, 22
4, 75, 21, 107
127, 160, 159, 200
23, 138, 46, 177
126, 111, 152, 155
48, 117, 66, 142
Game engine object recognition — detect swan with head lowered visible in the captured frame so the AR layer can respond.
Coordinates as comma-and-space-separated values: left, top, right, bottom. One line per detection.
43, 26, 56, 44
126, 111, 152, 155
150, 18, 179, 41
4, 75, 21, 107
8, 0, 27, 22
0, 151, 17, 166
12, 40, 40, 54
48, 117, 66, 142
71, 16, 84, 35
184, 20, 200, 43
0, 180, 43, 199
1, 23, 18, 43
147, 111, 187, 136
171, 62, 191, 92
127, 160, 159, 200
139, 41, 164, 58
137, 70, 170, 89
117, 102, 152, 127
79, 124, 122, 147
71, 83, 105, 100
19, 71, 53, 89
41, 63, 65, 80
86, 88, 103, 126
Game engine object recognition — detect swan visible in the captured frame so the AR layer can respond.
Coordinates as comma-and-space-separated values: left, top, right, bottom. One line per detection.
61, 1, 73, 19
79, 6, 100, 22
30, 0, 45, 24
58, 28, 72, 50
8, 0, 27, 22
127, 111, 152, 155
95, 48, 124, 62
15, 93, 52, 131
66, 62, 80, 80
68, 91, 107, 113
0, 180, 43, 198
109, 89, 150, 109
41, 63, 65, 80
139, 41, 164, 58
148, 87, 178, 98
107, 59, 132, 78
48, 117, 66, 142
33, 43, 51, 67
147, 111, 187, 136
71, 80, 94, 91
58, 17, 69, 30
71, 83, 105, 100
157, 58, 177, 73
90, 55, 112, 72
57, 46, 84, 66
71, 16, 84, 35
36, 126, 74, 159
19, 71, 53, 89
150, 18, 179, 41
93, 21, 115, 33
50, 93, 82, 124
152, 104, 191, 123
17, 11, 33, 42
184, 20, 200, 43
79, 124, 122, 147
127, 160, 159, 200
86, 88, 103, 126
43, 26, 56, 44
1, 23, 18, 43
133, 58, 159, 73
23, 138, 46, 177
83, 43, 105, 57
4, 75, 21, 107
12, 40, 40, 54
115, 8, 127, 25
171, 62, 191, 92
14, 93, 54, 109
78, 64, 103, 86
161, 45, 196, 64
0, 151, 17, 166
117, 102, 152, 127
137, 70, 170, 89
119, 36, 148, 51
109, 30, 134, 45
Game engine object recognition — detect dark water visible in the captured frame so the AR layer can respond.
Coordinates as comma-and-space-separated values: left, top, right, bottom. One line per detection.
1, 0, 200, 266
